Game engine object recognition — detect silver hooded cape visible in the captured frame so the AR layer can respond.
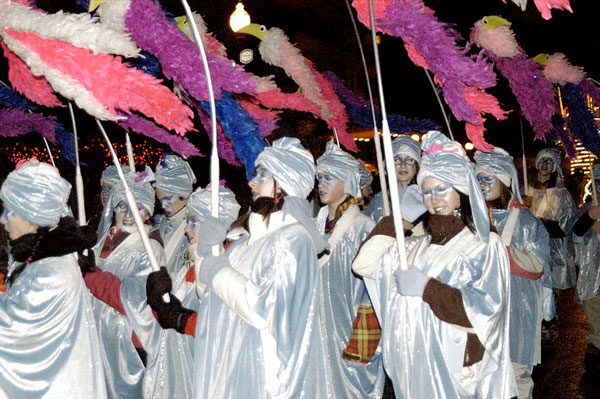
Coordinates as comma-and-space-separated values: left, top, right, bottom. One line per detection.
91, 229, 166, 399
315, 204, 385, 398
0, 254, 107, 399
574, 202, 600, 302
368, 229, 516, 398
491, 206, 552, 370
192, 211, 329, 398
526, 185, 577, 288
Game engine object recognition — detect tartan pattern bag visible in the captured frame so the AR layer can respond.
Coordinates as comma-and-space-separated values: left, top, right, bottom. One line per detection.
341, 304, 381, 363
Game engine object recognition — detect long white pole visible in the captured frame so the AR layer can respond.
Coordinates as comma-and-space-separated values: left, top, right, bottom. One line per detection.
368, 0, 408, 270
519, 112, 529, 195
344, 0, 389, 216
591, 165, 598, 206
68, 102, 87, 226
42, 137, 56, 167
125, 132, 136, 172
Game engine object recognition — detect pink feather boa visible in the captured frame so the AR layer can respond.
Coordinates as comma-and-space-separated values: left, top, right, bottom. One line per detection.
542, 53, 586, 85
533, 0, 573, 20
6, 29, 194, 135
464, 87, 510, 152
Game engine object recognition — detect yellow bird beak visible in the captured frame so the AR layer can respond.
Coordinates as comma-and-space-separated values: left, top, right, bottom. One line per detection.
88, 0, 106, 12
533, 54, 549, 65
237, 23, 268, 40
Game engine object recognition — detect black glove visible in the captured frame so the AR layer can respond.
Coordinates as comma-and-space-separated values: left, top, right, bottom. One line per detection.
541, 218, 565, 239
154, 294, 195, 334
146, 266, 172, 311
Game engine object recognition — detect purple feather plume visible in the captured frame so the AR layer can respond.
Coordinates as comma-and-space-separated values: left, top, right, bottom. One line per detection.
118, 114, 202, 158
125, 0, 257, 102
494, 54, 557, 140
579, 79, 600, 108
0, 108, 56, 142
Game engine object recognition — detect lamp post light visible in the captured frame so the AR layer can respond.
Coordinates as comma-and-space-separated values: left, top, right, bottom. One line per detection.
230, 2, 251, 32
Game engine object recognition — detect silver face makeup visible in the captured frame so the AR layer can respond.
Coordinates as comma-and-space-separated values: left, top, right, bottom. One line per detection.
185, 214, 202, 243
248, 166, 275, 200
537, 157, 555, 175
317, 173, 338, 187
317, 174, 345, 205
421, 178, 460, 216
394, 155, 418, 183
477, 174, 498, 197
394, 155, 417, 167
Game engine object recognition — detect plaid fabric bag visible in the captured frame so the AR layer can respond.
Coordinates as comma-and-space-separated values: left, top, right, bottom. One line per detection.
341, 304, 381, 363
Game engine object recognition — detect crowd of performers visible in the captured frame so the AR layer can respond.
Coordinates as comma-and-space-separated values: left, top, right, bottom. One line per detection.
0, 130, 599, 399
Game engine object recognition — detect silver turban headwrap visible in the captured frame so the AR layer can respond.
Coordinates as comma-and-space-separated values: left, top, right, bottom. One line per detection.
474, 147, 522, 202
154, 154, 196, 197
101, 164, 130, 187
417, 131, 490, 242
187, 185, 241, 229
392, 134, 422, 164
255, 137, 316, 199
316, 140, 362, 198
112, 167, 156, 215
0, 160, 71, 228
358, 161, 373, 190
535, 148, 562, 175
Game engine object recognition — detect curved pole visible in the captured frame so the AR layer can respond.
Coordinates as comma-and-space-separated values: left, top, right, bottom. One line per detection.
424, 69, 454, 140
368, 0, 408, 271
519, 111, 529, 195
344, 0, 390, 216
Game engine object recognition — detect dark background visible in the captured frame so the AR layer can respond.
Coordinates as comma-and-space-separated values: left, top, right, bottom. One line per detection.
1, 0, 598, 209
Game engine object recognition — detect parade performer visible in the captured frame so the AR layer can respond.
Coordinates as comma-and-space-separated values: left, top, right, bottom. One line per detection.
190, 137, 330, 398
367, 134, 426, 232
524, 148, 577, 289
475, 148, 552, 399
314, 140, 385, 398
84, 169, 166, 398
354, 131, 516, 398
0, 160, 106, 398
153, 154, 197, 275
573, 163, 600, 359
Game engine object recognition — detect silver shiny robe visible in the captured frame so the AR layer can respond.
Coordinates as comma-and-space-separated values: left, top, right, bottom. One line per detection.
155, 209, 189, 275
574, 202, 600, 302
491, 207, 551, 370
315, 205, 385, 398
527, 185, 577, 288
0, 254, 107, 399
373, 229, 515, 398
91, 231, 165, 399
193, 213, 329, 398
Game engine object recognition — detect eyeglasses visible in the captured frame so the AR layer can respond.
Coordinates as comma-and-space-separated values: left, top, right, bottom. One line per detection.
422, 184, 454, 201
114, 201, 147, 215
317, 174, 340, 186
476, 175, 498, 187
394, 155, 417, 167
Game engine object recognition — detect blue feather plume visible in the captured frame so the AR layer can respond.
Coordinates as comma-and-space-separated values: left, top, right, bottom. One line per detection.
561, 83, 600, 157
53, 121, 79, 166
0, 86, 37, 110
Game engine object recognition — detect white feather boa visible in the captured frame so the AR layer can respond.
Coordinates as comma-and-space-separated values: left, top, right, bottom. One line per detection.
0, 0, 139, 57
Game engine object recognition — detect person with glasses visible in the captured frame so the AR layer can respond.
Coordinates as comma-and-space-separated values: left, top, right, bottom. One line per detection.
354, 132, 516, 398
475, 148, 552, 399
367, 134, 427, 235
313, 140, 385, 398
153, 154, 197, 275
83, 168, 167, 398
0, 160, 106, 398
144, 184, 240, 399
190, 137, 331, 398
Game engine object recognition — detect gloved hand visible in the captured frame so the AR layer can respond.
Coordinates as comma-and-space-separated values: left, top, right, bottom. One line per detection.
146, 266, 172, 312
153, 293, 195, 334
196, 216, 229, 257
589, 205, 600, 220
541, 218, 565, 239
394, 266, 430, 297
199, 253, 230, 286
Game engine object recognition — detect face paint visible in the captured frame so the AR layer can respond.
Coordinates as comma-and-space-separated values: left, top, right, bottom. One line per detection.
248, 166, 275, 200
185, 214, 202, 244
394, 155, 418, 183
114, 200, 149, 227
477, 172, 502, 201
101, 184, 112, 207
0, 206, 37, 240
537, 157, 555, 176
155, 188, 187, 217
317, 174, 346, 206
421, 177, 460, 216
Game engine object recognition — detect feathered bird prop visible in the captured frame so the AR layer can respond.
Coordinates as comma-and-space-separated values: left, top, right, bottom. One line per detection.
117, 114, 202, 159
471, 16, 557, 140
174, 13, 227, 58
352, 0, 508, 151
238, 24, 356, 152
535, 53, 600, 157
499, 0, 572, 20
94, 0, 257, 102
323, 71, 439, 133
0, 107, 78, 165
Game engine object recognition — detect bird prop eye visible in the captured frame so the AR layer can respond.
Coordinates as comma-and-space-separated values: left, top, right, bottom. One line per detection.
259, 25, 267, 32
482, 17, 489, 25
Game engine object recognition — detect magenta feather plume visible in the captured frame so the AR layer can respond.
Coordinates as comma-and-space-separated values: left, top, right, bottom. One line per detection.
464, 86, 510, 151
0, 107, 56, 142
6, 29, 194, 134
193, 101, 241, 166
117, 114, 201, 159
1, 41, 62, 107
124, 0, 256, 102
